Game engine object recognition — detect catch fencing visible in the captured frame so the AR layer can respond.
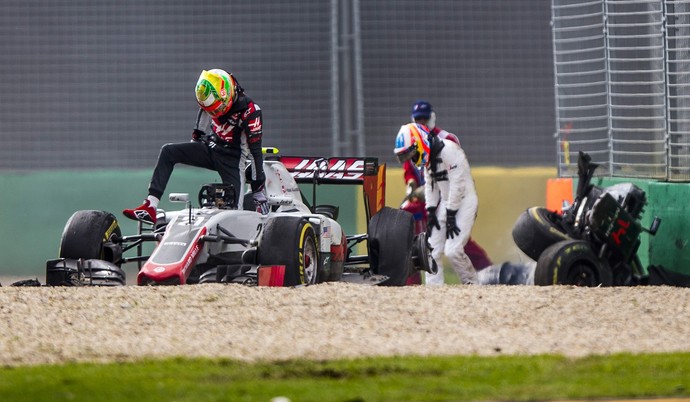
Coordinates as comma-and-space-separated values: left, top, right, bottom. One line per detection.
553, 0, 690, 181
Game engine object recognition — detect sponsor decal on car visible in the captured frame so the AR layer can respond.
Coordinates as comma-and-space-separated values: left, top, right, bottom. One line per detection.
163, 242, 188, 247
280, 157, 367, 181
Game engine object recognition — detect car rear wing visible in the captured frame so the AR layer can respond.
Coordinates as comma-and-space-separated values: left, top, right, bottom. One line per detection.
279, 156, 386, 221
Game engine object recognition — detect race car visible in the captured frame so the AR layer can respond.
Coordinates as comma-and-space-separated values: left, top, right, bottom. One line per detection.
46, 152, 435, 287
512, 152, 661, 287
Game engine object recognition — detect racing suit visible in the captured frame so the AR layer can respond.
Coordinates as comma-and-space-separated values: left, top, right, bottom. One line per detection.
424, 133, 479, 285
402, 162, 491, 275
147, 93, 265, 209
402, 127, 492, 275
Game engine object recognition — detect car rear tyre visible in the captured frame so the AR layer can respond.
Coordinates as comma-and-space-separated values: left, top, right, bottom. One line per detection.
368, 207, 414, 286
59, 210, 122, 266
534, 240, 612, 287
512, 207, 571, 261
258, 217, 319, 286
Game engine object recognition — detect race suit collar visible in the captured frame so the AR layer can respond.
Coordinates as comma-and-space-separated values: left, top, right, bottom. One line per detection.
216, 94, 250, 124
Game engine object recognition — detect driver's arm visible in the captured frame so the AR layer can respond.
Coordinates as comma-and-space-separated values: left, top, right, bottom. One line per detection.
243, 103, 265, 191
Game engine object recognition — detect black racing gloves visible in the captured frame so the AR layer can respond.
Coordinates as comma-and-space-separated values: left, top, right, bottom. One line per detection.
446, 209, 461, 239
191, 129, 205, 142
426, 207, 440, 235
427, 207, 461, 239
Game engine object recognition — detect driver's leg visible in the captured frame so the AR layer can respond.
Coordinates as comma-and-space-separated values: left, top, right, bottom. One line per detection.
125, 142, 213, 224
209, 147, 242, 208
425, 206, 447, 286
148, 142, 213, 199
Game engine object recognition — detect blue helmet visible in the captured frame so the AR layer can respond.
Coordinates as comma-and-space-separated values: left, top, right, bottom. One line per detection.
411, 100, 433, 120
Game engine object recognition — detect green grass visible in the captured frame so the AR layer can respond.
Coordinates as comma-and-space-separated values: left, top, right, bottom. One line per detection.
1, 353, 689, 401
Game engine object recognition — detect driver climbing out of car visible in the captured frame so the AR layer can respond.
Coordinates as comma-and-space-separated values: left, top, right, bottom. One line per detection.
394, 105, 479, 285
123, 68, 268, 225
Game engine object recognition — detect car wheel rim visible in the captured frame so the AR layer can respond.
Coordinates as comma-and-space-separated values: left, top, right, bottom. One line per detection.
304, 238, 317, 284
567, 263, 598, 286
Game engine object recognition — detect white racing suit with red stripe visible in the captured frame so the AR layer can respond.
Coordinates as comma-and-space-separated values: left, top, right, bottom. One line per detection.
147, 93, 265, 209
424, 135, 479, 285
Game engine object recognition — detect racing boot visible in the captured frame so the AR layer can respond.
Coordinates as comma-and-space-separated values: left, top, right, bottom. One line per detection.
123, 200, 157, 224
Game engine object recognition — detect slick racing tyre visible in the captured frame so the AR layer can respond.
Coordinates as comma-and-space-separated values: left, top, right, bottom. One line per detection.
367, 207, 415, 286
512, 207, 571, 261
534, 240, 612, 287
258, 217, 320, 286
59, 210, 122, 266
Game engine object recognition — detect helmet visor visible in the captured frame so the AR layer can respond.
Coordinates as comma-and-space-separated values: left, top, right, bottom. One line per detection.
197, 93, 225, 116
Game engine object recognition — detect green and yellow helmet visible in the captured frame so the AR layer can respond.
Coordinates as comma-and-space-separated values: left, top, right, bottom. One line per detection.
195, 69, 237, 118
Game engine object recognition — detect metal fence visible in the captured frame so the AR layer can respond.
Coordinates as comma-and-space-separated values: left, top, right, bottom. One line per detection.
666, 0, 690, 180
553, 0, 690, 181
0, 1, 556, 171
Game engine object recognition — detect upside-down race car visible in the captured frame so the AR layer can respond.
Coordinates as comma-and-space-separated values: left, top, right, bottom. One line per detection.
47, 152, 435, 287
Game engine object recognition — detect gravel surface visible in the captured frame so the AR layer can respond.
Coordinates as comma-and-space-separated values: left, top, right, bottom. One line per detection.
1, 283, 689, 367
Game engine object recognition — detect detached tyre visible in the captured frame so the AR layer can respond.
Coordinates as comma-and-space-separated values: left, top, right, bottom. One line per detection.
512, 207, 570, 261
368, 207, 414, 286
259, 217, 320, 286
534, 240, 612, 287
59, 210, 122, 265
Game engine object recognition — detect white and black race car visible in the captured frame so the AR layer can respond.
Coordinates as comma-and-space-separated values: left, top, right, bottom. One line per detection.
47, 152, 435, 287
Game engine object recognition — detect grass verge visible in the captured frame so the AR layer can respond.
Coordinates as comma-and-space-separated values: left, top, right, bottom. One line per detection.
1, 353, 689, 401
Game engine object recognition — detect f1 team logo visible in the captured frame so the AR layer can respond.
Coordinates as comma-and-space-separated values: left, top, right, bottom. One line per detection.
248, 117, 262, 132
